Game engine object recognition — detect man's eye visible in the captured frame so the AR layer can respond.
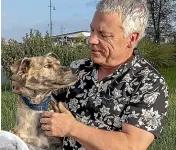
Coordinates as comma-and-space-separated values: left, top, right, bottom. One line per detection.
101, 34, 107, 37
101, 34, 112, 38
99, 31, 112, 38
90, 29, 94, 33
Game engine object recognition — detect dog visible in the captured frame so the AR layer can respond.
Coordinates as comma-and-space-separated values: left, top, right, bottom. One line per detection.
10, 53, 77, 150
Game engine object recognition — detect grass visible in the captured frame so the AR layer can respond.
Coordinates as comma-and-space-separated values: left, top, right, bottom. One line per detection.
1, 91, 17, 130
1, 67, 176, 150
148, 67, 176, 150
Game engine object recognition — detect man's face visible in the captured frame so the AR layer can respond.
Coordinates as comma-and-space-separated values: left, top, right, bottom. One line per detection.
89, 11, 133, 68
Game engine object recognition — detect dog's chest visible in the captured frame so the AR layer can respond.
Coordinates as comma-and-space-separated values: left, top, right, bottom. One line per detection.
16, 100, 63, 149
16, 106, 42, 134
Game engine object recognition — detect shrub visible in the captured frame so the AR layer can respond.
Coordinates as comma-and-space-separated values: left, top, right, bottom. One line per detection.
2, 29, 175, 78
1, 29, 90, 78
138, 38, 176, 68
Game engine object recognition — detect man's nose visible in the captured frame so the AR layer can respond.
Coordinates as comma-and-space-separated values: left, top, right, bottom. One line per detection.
88, 33, 99, 45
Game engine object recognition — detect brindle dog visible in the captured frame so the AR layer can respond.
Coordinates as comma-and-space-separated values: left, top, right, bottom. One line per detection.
10, 54, 77, 150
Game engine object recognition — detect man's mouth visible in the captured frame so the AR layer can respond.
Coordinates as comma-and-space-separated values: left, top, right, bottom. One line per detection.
91, 49, 100, 53
91, 50, 101, 58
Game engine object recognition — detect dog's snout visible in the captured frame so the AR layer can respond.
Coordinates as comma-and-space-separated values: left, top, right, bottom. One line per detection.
60, 66, 77, 74
60, 66, 70, 72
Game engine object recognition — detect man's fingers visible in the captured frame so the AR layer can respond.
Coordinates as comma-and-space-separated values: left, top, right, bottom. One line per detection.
40, 118, 51, 124
41, 112, 54, 118
41, 124, 51, 131
58, 102, 69, 114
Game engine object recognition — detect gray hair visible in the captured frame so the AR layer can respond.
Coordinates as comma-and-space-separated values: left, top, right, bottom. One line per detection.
96, 0, 149, 39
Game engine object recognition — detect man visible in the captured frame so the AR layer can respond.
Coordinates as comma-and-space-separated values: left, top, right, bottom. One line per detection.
16, 0, 168, 150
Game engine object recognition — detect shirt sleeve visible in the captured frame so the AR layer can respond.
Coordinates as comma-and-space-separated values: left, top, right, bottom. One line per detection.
70, 58, 90, 70
120, 73, 169, 138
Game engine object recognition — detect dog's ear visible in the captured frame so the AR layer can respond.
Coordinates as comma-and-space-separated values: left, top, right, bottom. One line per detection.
10, 59, 23, 74
11, 58, 31, 74
45, 52, 59, 60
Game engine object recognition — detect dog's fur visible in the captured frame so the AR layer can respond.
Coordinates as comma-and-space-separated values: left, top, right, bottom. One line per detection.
10, 54, 77, 150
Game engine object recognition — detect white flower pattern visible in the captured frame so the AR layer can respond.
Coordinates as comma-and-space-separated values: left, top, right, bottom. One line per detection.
53, 50, 168, 150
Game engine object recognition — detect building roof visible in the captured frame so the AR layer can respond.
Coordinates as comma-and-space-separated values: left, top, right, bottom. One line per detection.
52, 30, 90, 39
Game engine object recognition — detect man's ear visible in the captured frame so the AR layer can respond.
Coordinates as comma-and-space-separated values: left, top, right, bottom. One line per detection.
127, 32, 140, 48
10, 58, 31, 74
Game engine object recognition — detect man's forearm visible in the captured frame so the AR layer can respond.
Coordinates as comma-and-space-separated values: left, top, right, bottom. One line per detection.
70, 121, 130, 150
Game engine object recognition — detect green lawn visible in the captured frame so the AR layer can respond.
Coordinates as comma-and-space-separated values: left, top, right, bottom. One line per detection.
1, 67, 176, 150
148, 68, 176, 150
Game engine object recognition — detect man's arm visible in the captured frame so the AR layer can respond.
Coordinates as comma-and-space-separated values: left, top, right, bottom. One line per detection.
70, 121, 154, 150
41, 103, 154, 150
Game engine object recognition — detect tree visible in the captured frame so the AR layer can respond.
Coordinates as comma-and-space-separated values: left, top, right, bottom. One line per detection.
146, 0, 176, 44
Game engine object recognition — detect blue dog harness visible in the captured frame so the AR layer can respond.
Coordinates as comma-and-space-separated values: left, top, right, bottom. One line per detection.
20, 95, 51, 111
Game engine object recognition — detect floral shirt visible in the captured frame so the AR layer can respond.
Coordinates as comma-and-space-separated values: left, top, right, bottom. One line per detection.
53, 51, 168, 150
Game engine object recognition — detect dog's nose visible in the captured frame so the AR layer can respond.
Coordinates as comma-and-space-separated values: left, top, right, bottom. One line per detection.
71, 68, 77, 74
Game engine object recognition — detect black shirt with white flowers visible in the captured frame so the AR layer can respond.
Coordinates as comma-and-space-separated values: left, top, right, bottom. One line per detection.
53, 51, 168, 150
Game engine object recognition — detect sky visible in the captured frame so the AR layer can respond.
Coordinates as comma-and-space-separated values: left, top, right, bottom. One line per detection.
1, 0, 99, 41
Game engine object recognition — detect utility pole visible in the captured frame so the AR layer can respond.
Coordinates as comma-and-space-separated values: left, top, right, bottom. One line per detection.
49, 0, 55, 37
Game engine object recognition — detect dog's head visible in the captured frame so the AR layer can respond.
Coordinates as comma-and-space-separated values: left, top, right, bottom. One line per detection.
11, 54, 77, 92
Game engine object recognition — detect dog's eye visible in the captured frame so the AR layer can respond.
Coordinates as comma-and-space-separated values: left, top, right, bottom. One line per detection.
44, 64, 52, 68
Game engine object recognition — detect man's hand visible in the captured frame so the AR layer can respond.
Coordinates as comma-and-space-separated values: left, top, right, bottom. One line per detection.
40, 102, 78, 137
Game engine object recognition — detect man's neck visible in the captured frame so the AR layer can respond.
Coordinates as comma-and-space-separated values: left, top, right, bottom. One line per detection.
98, 66, 117, 81
98, 55, 133, 81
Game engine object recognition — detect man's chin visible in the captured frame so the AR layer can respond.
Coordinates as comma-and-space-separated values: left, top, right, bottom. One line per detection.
91, 56, 104, 65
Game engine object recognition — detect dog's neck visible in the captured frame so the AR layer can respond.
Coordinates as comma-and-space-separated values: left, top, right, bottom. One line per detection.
19, 86, 52, 105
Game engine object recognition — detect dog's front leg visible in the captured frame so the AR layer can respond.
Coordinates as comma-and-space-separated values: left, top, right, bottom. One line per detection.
21, 136, 49, 149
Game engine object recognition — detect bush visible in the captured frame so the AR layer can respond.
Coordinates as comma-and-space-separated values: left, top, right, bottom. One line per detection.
52, 44, 90, 66
138, 38, 176, 68
1, 29, 90, 78
1, 29, 175, 78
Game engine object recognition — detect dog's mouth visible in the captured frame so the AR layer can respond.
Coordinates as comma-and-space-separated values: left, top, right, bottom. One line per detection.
52, 81, 75, 94
25, 74, 78, 91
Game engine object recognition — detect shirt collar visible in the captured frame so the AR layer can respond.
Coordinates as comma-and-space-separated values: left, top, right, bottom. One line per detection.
91, 48, 141, 81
